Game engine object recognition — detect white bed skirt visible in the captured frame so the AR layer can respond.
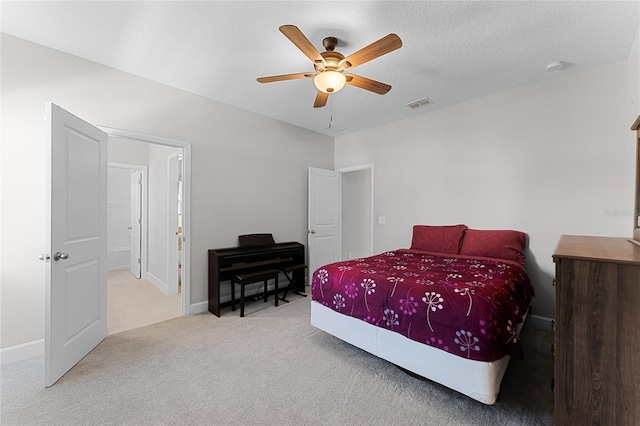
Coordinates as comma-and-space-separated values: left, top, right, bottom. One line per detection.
310, 300, 521, 405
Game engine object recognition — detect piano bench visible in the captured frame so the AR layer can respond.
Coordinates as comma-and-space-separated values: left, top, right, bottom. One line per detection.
231, 269, 279, 317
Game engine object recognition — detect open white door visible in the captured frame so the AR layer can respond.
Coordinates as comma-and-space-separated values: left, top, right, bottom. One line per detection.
308, 167, 340, 283
44, 103, 108, 387
130, 170, 142, 279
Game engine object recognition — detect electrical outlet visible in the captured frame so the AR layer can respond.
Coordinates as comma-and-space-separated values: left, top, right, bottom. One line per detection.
378, 216, 386, 225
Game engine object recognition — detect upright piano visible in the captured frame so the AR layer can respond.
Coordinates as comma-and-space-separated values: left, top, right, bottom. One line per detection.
208, 241, 305, 317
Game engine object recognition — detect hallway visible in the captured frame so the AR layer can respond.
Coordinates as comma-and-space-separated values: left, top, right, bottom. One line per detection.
107, 270, 181, 335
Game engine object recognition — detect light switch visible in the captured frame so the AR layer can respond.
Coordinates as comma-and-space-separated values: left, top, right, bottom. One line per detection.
378, 216, 386, 225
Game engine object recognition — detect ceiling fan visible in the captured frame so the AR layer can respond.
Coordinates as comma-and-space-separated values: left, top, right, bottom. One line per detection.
257, 25, 402, 108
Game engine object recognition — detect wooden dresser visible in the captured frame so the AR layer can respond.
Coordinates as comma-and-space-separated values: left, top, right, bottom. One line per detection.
552, 235, 640, 425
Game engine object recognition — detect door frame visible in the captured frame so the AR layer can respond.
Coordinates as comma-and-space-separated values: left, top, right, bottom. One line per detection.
336, 163, 375, 258
100, 127, 192, 315
166, 149, 183, 296
107, 162, 148, 279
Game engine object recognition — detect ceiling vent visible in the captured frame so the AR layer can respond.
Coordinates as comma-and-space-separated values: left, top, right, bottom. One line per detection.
406, 97, 432, 109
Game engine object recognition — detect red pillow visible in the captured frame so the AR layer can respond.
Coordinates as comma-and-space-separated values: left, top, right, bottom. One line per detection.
410, 224, 468, 254
460, 229, 527, 265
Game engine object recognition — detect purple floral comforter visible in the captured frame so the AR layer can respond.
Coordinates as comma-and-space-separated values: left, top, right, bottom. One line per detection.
311, 249, 534, 362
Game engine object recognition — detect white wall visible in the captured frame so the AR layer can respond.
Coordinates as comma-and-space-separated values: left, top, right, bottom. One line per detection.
107, 167, 132, 250
335, 57, 638, 320
0, 34, 333, 352
628, 22, 640, 125
108, 137, 149, 166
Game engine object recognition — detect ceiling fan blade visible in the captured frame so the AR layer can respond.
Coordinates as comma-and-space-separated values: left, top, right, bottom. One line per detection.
314, 91, 328, 108
257, 73, 315, 83
339, 34, 402, 70
280, 25, 326, 66
345, 74, 392, 94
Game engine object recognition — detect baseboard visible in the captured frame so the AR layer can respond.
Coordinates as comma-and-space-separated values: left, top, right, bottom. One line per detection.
526, 314, 554, 331
146, 271, 168, 294
107, 265, 129, 272
1, 339, 44, 364
189, 300, 209, 315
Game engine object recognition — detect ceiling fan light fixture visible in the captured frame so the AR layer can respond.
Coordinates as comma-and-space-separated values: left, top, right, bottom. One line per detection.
314, 71, 346, 94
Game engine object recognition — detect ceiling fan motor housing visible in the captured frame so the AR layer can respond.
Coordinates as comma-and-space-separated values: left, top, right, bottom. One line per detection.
315, 50, 345, 73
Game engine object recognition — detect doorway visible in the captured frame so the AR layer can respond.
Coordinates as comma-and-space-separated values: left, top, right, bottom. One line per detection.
339, 165, 374, 260
308, 164, 374, 281
104, 128, 191, 334
107, 163, 145, 278
43, 104, 192, 385
106, 162, 180, 335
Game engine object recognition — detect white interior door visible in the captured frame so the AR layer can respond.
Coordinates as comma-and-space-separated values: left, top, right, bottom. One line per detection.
308, 167, 340, 283
130, 169, 142, 278
44, 103, 108, 387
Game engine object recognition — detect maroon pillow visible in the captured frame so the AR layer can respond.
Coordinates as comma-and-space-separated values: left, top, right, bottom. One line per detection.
410, 224, 468, 254
460, 229, 527, 265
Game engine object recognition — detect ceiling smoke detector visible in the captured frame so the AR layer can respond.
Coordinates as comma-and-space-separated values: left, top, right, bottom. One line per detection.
406, 97, 432, 109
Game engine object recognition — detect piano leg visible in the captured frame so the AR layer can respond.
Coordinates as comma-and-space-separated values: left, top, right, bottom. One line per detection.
240, 281, 245, 317
279, 264, 307, 303
231, 282, 236, 312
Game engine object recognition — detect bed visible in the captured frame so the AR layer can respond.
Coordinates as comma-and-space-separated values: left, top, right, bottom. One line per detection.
310, 225, 534, 404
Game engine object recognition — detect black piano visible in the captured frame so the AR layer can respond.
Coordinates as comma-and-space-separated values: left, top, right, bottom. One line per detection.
208, 234, 306, 317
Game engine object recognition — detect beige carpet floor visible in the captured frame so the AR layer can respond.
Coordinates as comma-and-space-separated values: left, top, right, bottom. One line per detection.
1, 291, 553, 425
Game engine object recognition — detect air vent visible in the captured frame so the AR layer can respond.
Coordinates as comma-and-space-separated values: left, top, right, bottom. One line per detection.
406, 97, 432, 109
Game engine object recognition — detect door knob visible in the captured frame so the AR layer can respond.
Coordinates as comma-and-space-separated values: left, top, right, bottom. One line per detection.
53, 252, 70, 261
127, 226, 132, 230
38, 254, 51, 261
310, 230, 316, 234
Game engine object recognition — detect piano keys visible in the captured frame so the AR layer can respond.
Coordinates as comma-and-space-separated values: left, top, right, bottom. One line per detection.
208, 241, 305, 317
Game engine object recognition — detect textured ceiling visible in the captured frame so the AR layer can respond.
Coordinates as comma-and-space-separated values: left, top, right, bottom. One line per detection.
2, 1, 639, 137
